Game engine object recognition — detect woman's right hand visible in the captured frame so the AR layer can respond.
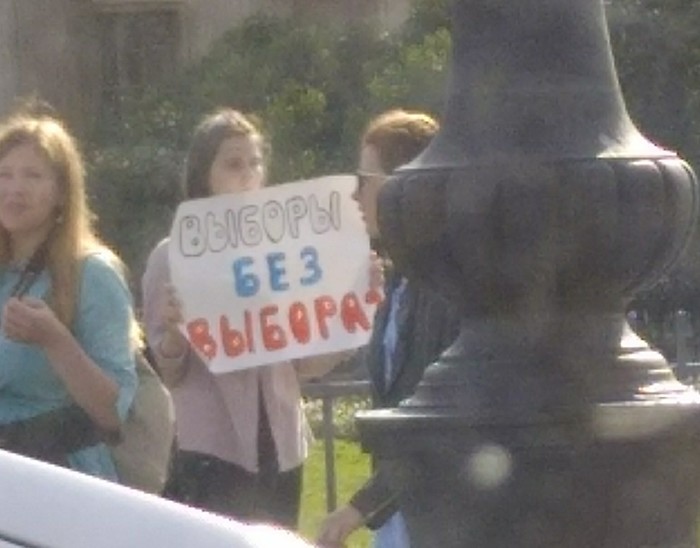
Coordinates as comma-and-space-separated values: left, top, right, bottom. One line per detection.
158, 284, 188, 359
365, 251, 386, 306
2, 296, 67, 348
369, 251, 385, 291
162, 284, 184, 328
316, 504, 364, 547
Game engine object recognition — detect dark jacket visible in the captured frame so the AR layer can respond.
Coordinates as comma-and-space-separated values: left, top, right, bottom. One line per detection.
349, 272, 460, 528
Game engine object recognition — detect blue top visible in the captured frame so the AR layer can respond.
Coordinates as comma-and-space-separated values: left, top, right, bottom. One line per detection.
382, 277, 408, 388
0, 253, 138, 480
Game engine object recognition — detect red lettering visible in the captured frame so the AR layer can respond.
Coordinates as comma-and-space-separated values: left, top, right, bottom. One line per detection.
314, 295, 338, 339
340, 292, 371, 333
244, 310, 255, 353
187, 319, 217, 359
203, 290, 378, 361
289, 301, 311, 344
261, 305, 288, 351
365, 288, 383, 306
220, 315, 247, 358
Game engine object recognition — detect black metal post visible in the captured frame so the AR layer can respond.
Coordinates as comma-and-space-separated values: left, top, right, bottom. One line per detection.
357, 1, 700, 546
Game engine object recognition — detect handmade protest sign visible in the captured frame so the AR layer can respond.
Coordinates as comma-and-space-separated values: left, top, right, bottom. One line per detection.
168, 174, 381, 373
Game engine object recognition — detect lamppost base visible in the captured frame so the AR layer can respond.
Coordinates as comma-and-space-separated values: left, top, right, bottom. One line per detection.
357, 402, 700, 547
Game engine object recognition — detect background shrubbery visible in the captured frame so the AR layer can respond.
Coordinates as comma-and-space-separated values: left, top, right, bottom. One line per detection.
85, 0, 700, 353
85, 1, 452, 292
304, 396, 371, 441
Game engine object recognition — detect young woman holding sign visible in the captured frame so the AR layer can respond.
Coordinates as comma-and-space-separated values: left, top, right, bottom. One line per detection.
142, 109, 349, 528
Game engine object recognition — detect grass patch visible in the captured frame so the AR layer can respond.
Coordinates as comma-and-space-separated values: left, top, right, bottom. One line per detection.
299, 439, 372, 548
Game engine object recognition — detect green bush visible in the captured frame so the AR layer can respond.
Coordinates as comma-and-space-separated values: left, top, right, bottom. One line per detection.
304, 396, 371, 442
84, 0, 700, 345
87, 142, 182, 297
85, 14, 414, 287
607, 0, 700, 347
367, 27, 450, 116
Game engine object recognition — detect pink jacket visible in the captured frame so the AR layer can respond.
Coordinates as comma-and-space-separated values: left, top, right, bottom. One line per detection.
141, 239, 311, 473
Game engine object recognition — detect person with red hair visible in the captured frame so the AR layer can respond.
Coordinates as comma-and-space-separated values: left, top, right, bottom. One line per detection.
317, 109, 460, 548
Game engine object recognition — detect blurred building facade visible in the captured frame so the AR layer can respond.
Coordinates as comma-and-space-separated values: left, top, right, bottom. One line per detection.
0, 0, 410, 131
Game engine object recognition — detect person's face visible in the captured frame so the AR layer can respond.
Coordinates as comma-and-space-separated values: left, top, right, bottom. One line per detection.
353, 144, 387, 239
208, 135, 265, 196
0, 143, 62, 243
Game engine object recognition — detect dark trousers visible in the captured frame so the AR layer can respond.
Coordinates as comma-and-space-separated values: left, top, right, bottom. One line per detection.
163, 398, 302, 529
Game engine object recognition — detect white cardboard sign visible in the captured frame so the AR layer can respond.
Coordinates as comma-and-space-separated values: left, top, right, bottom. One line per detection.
168, 174, 381, 373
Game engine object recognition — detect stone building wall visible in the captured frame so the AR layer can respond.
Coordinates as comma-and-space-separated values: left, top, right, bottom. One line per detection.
0, 0, 411, 131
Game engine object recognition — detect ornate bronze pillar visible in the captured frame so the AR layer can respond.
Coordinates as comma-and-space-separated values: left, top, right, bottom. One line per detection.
357, 1, 700, 546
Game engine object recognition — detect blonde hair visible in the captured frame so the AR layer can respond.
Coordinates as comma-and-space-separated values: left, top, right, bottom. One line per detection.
0, 112, 126, 329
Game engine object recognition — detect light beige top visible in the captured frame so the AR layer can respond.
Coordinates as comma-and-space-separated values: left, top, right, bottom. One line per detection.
141, 239, 312, 473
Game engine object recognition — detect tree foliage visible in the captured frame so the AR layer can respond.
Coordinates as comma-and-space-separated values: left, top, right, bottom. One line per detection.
86, 0, 700, 344
605, 0, 700, 354
86, 2, 451, 285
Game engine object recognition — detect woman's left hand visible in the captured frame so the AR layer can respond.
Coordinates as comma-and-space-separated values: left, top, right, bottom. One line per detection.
2, 296, 67, 348
369, 250, 385, 291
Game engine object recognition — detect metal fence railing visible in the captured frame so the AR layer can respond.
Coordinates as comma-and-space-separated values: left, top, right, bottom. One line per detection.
301, 380, 371, 512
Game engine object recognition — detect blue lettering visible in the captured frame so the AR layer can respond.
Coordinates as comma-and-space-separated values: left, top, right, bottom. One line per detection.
267, 252, 289, 292
233, 257, 260, 297
299, 246, 323, 286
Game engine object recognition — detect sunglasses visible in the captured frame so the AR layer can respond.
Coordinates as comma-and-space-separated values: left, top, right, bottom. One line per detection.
355, 170, 387, 192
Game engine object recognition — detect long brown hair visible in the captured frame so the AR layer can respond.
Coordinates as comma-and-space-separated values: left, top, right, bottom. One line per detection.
0, 112, 120, 328
184, 108, 268, 199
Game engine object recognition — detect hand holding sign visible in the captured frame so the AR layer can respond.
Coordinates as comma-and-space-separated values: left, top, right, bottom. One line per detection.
369, 250, 386, 294
169, 175, 381, 373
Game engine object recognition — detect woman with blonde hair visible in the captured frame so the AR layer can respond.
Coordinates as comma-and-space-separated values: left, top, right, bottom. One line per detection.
0, 107, 138, 479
